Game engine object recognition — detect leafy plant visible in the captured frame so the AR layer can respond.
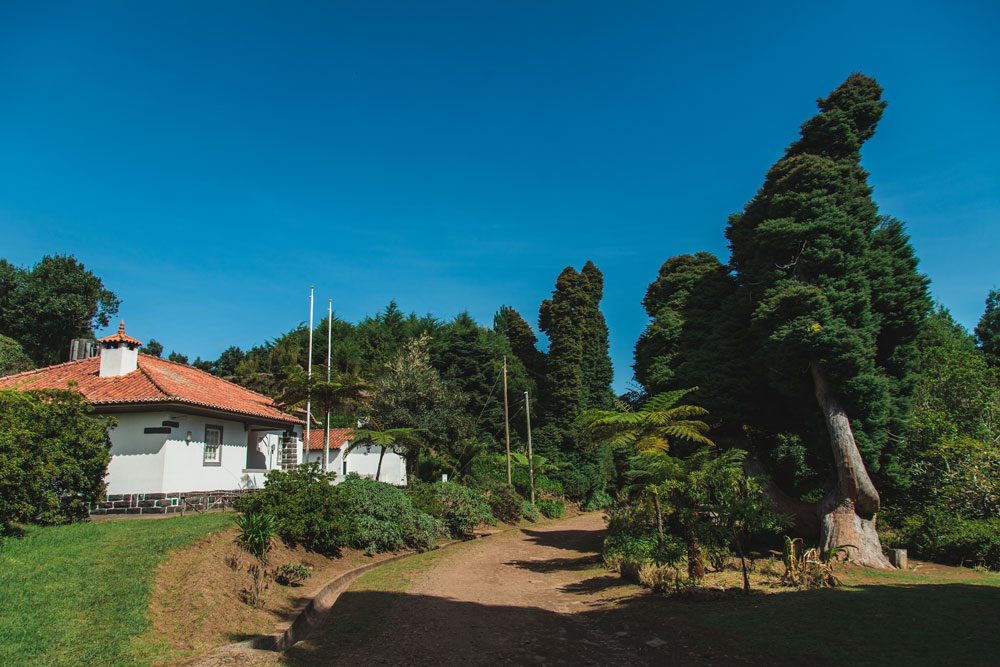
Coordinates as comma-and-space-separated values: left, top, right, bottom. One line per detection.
340, 474, 442, 552
485, 485, 522, 525
235, 463, 354, 554
537, 499, 565, 519
234, 511, 275, 607
520, 500, 540, 522
274, 563, 312, 587
432, 482, 496, 537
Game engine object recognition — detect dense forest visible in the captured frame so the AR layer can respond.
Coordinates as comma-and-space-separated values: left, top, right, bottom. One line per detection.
3, 73, 1000, 573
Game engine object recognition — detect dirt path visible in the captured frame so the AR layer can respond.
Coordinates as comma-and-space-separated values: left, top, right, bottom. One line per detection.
282, 513, 689, 666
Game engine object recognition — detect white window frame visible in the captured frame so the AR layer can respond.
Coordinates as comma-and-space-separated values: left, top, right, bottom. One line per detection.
204, 425, 223, 466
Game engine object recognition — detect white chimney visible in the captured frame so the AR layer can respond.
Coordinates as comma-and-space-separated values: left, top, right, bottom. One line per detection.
98, 321, 143, 377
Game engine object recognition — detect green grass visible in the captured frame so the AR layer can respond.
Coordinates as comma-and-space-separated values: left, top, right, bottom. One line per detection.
0, 514, 232, 667
679, 566, 1000, 666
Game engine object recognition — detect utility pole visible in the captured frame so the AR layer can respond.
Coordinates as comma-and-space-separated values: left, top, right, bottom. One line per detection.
305, 287, 314, 466
323, 299, 332, 471
503, 356, 511, 485
524, 390, 535, 505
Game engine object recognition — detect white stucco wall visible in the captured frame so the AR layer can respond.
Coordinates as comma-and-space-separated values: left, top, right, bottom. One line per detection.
304, 442, 407, 485
104, 410, 300, 494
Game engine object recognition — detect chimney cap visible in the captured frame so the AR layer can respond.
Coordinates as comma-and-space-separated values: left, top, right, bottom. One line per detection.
98, 320, 143, 348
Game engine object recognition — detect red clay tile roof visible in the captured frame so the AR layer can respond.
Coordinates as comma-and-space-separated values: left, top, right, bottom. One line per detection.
305, 427, 355, 451
98, 320, 143, 347
0, 354, 302, 425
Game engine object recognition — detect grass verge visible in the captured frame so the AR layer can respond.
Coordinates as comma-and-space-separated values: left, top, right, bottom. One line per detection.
0, 513, 232, 667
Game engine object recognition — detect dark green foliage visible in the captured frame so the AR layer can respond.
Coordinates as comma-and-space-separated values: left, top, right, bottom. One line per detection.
339, 474, 441, 552
485, 485, 522, 524
579, 261, 616, 411
539, 266, 589, 428
235, 463, 355, 554
532, 474, 564, 498
553, 467, 591, 501
167, 351, 188, 364
520, 500, 540, 522
0, 335, 33, 377
583, 490, 614, 511
432, 481, 496, 537
537, 498, 565, 519
899, 510, 1000, 570
215, 346, 245, 377
722, 74, 931, 489
274, 563, 312, 586
494, 305, 544, 376
368, 336, 474, 479
975, 288, 1000, 367
0, 255, 120, 366
0, 389, 114, 530
633, 253, 751, 431
140, 339, 163, 358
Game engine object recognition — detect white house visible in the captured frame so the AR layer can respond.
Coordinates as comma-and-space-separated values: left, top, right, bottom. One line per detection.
0, 322, 305, 506
303, 427, 407, 486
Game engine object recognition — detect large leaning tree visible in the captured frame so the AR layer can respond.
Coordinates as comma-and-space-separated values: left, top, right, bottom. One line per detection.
724, 73, 931, 567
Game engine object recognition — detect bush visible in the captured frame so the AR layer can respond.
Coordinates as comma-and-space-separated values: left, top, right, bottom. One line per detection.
900, 509, 1000, 570
533, 475, 564, 497
274, 563, 312, 586
537, 499, 565, 519
583, 490, 614, 512
234, 511, 275, 562
235, 463, 354, 554
0, 389, 114, 530
340, 474, 442, 552
407, 479, 443, 517
485, 485, 522, 525
521, 501, 540, 522
433, 481, 496, 537
555, 468, 592, 501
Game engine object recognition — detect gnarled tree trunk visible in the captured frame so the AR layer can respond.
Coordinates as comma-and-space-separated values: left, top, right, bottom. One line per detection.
810, 362, 893, 569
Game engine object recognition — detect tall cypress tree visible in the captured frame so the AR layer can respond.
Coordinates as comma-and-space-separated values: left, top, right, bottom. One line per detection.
539, 266, 588, 429
975, 288, 1000, 367
579, 261, 615, 411
723, 73, 929, 567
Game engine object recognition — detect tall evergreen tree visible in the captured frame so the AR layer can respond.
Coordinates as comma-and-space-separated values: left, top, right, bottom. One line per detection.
579, 261, 615, 411
633, 252, 752, 436
539, 266, 588, 429
722, 73, 929, 567
975, 288, 1000, 367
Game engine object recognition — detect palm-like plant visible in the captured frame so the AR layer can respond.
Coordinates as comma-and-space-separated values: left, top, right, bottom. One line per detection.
345, 425, 424, 482
578, 388, 713, 454
277, 365, 370, 468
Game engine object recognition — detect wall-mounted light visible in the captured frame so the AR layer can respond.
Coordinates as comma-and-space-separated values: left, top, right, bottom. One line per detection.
185, 431, 193, 444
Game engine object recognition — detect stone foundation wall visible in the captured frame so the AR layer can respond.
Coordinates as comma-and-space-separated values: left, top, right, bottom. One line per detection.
88, 489, 256, 516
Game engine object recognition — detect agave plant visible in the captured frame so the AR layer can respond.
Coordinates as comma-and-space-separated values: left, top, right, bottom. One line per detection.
235, 511, 276, 563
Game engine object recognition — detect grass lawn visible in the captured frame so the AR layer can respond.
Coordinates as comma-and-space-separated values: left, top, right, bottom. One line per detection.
0, 513, 233, 667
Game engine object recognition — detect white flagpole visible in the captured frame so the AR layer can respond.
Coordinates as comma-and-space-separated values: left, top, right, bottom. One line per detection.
324, 299, 332, 471
305, 286, 314, 464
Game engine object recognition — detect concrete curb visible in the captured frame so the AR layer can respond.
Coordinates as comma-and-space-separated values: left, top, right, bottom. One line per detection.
228, 521, 535, 654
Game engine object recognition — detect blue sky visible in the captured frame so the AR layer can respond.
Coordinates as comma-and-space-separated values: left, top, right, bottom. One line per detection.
2, 1, 998, 392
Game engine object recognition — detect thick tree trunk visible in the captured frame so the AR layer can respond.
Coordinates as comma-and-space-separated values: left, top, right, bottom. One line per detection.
745, 453, 820, 538
810, 362, 893, 569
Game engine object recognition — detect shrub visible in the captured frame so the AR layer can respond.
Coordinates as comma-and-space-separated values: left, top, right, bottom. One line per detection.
583, 490, 614, 512
0, 389, 114, 530
235, 463, 354, 554
521, 500, 540, 522
485, 485, 522, 525
533, 475, 564, 498
274, 563, 312, 587
537, 499, 565, 519
407, 479, 443, 517
901, 509, 1000, 570
340, 474, 442, 552
555, 468, 592, 501
433, 482, 496, 537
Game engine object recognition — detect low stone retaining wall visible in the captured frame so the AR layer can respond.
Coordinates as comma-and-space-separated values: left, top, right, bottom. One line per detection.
88, 489, 256, 516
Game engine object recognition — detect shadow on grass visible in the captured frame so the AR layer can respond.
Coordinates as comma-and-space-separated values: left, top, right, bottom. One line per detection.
283, 583, 1000, 667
